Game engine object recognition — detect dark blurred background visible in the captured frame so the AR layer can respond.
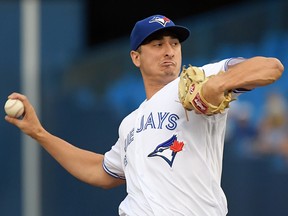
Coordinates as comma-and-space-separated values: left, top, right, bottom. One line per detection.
85, 0, 251, 47
1, 0, 288, 216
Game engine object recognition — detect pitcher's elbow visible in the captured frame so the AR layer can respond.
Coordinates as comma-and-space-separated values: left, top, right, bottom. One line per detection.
271, 57, 284, 79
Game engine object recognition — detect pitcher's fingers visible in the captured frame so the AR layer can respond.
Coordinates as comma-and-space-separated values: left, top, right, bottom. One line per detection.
7, 92, 25, 100
5, 115, 22, 126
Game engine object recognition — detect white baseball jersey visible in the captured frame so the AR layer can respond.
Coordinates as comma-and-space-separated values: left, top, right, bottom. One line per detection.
103, 57, 247, 216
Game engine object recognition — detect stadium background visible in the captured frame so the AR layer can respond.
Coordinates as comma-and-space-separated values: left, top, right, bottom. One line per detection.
1, 0, 288, 215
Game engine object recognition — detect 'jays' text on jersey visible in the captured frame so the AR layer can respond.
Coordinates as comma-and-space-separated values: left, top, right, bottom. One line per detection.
103, 58, 246, 216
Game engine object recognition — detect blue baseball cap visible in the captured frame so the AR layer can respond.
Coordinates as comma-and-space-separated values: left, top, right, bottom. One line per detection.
130, 15, 190, 51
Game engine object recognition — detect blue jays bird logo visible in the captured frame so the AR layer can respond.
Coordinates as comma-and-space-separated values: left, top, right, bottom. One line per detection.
148, 135, 184, 167
149, 16, 171, 27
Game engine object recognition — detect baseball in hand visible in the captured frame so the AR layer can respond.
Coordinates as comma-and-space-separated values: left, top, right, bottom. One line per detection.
4, 98, 25, 118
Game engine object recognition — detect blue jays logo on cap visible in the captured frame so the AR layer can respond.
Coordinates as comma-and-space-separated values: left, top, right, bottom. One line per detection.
149, 16, 171, 27
130, 15, 190, 51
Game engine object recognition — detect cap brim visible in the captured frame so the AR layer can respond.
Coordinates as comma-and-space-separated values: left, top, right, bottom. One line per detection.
143, 25, 190, 45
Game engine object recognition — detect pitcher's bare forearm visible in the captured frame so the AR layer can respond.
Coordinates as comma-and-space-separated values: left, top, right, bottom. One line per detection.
5, 92, 125, 189
202, 57, 284, 106
36, 129, 125, 188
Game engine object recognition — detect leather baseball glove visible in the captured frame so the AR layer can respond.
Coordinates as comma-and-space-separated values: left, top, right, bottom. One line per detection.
178, 65, 234, 115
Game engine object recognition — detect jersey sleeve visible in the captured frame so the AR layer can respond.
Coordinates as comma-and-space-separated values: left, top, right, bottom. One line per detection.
225, 57, 252, 94
200, 57, 251, 96
103, 138, 126, 180
200, 57, 245, 76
